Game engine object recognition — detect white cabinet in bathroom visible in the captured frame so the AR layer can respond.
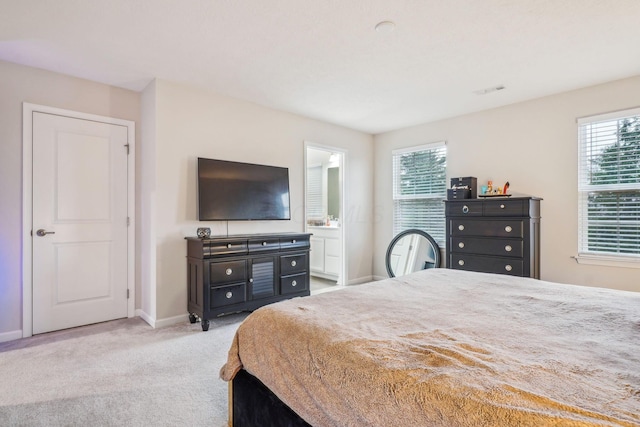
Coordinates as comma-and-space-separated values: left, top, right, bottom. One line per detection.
308, 226, 341, 283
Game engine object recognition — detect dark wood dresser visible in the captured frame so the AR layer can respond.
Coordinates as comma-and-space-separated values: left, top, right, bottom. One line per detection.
186, 232, 311, 330
445, 196, 541, 278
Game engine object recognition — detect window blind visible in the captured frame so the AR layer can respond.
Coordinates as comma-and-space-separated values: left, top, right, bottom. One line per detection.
392, 143, 447, 244
306, 165, 323, 218
577, 109, 640, 257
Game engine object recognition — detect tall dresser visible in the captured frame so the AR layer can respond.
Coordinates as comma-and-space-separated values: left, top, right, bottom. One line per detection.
445, 196, 541, 278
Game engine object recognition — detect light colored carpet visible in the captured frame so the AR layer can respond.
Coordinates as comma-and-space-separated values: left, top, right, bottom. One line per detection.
0, 313, 248, 426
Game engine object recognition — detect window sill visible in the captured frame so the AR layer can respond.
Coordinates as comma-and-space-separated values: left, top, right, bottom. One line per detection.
573, 254, 640, 269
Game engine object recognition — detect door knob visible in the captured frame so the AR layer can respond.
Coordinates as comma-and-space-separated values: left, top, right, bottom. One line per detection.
36, 229, 55, 237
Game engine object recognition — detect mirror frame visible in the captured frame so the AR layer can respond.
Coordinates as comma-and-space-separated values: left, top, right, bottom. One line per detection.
385, 229, 441, 278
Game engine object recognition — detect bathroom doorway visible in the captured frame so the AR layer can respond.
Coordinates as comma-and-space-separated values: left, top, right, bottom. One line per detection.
304, 143, 346, 294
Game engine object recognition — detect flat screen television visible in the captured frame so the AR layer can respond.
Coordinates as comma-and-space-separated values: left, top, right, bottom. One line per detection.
197, 157, 291, 221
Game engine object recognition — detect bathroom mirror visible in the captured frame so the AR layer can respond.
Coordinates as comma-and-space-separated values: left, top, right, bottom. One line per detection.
385, 229, 441, 278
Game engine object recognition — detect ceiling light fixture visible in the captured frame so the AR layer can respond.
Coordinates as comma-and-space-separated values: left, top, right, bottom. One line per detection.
375, 21, 396, 34
474, 85, 506, 95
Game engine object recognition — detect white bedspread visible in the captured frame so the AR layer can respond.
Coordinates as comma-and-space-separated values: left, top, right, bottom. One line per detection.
221, 269, 640, 426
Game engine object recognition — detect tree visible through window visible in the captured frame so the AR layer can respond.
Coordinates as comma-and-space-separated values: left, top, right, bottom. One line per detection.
392, 143, 447, 244
578, 109, 640, 257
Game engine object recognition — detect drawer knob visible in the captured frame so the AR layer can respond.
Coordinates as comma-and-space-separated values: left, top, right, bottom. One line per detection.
505, 225, 513, 233
262, 241, 267, 246
292, 280, 297, 287
458, 225, 465, 231
505, 265, 513, 272
226, 291, 233, 299
462, 205, 469, 214
291, 260, 297, 267
227, 243, 232, 249
249, 278, 254, 283
458, 260, 465, 266
292, 239, 296, 243
505, 245, 512, 252
225, 268, 233, 275
500, 204, 505, 209
458, 242, 465, 248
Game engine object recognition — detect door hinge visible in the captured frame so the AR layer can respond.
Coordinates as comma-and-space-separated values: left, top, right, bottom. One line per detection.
124, 143, 130, 155
127, 289, 130, 299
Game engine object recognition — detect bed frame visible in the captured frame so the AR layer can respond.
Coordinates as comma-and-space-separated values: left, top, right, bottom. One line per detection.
229, 369, 311, 427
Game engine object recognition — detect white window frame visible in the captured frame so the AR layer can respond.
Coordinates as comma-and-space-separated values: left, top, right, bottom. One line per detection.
576, 107, 640, 268
392, 141, 447, 245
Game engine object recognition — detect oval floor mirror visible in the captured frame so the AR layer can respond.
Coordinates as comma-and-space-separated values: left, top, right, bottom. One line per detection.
385, 229, 441, 278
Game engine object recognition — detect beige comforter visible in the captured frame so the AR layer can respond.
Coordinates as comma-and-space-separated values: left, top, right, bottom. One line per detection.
220, 269, 640, 426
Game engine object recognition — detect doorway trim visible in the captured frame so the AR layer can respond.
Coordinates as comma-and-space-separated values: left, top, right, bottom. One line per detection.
304, 141, 348, 286
22, 103, 136, 338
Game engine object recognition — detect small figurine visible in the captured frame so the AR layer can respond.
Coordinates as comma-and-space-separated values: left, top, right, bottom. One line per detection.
503, 181, 510, 194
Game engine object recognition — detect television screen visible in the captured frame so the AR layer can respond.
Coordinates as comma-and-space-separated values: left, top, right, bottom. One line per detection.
198, 158, 291, 221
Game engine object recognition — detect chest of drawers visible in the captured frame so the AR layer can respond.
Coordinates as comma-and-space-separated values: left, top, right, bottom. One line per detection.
186, 232, 311, 330
445, 197, 541, 278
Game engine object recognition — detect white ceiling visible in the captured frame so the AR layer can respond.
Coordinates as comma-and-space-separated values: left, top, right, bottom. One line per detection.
2, 0, 639, 134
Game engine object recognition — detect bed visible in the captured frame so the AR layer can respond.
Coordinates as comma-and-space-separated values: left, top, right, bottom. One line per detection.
220, 269, 640, 426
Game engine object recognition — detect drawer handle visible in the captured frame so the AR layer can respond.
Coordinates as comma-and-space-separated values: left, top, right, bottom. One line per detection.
291, 260, 297, 267
292, 280, 297, 287
249, 278, 253, 283
458, 225, 465, 231
505, 265, 513, 272
458, 260, 465, 266
225, 268, 233, 275
226, 291, 233, 299
292, 239, 296, 243
505, 225, 513, 233
458, 242, 465, 248
227, 243, 232, 249
500, 204, 505, 209
262, 241, 267, 246
505, 245, 512, 252
462, 205, 469, 214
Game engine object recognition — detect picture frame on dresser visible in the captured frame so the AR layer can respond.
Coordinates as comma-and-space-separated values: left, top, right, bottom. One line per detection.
444, 196, 541, 278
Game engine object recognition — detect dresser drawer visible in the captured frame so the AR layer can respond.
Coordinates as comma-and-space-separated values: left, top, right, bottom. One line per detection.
210, 283, 246, 308
450, 236, 523, 258
483, 199, 528, 217
449, 254, 524, 276
280, 253, 308, 275
248, 238, 280, 253
445, 201, 483, 216
205, 239, 247, 257
281, 273, 308, 294
450, 219, 524, 238
280, 236, 310, 250
209, 260, 247, 285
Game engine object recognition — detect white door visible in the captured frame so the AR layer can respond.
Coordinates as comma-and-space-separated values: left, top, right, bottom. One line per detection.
32, 112, 129, 334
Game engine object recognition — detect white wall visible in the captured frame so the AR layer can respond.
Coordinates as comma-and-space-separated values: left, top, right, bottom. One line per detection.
3, 58, 636, 339
0, 60, 140, 339
374, 75, 640, 292
142, 79, 374, 323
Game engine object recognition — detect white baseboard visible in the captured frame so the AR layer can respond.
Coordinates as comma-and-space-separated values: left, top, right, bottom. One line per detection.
0, 329, 23, 343
136, 309, 155, 327
155, 313, 188, 328
136, 309, 187, 328
372, 275, 387, 281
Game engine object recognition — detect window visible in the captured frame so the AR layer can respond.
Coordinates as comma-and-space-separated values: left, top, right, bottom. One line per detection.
392, 142, 447, 245
306, 165, 323, 218
577, 108, 640, 262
